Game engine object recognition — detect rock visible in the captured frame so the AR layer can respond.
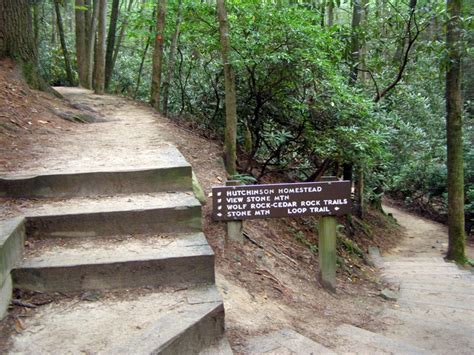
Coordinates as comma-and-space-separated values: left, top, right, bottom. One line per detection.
192, 172, 207, 205
379, 288, 398, 301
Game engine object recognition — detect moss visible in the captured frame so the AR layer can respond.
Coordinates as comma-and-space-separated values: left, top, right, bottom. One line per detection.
192, 172, 207, 205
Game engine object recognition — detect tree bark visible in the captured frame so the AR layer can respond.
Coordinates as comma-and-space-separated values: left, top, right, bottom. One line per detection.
33, 1, 40, 48
349, 0, 364, 217
162, 0, 183, 116
150, 0, 167, 111
446, 0, 466, 263
0, 0, 51, 92
217, 0, 238, 176
75, 0, 89, 87
327, 0, 334, 26
94, 0, 107, 94
86, 0, 100, 89
54, 0, 75, 86
349, 0, 362, 86
105, 0, 120, 90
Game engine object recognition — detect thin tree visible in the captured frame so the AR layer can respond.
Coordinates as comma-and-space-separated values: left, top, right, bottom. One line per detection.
446, 0, 466, 263
217, 0, 238, 176
86, 0, 100, 88
150, 0, 167, 111
105, 0, 120, 90
94, 0, 107, 94
162, 0, 183, 116
111, 0, 135, 85
54, 0, 75, 86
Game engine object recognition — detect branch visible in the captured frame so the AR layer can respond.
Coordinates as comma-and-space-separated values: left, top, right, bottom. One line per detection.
356, 67, 381, 101
375, 1, 421, 102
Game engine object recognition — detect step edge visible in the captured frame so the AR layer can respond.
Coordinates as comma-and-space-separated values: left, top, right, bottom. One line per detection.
0, 165, 192, 181
14, 245, 215, 269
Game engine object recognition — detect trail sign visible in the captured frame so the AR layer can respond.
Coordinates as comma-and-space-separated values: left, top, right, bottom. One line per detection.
212, 181, 351, 221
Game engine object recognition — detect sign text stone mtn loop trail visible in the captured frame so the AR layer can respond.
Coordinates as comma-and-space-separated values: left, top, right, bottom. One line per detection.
212, 181, 352, 221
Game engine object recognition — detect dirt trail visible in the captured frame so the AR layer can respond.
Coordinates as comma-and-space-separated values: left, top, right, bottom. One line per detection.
383, 203, 474, 259
374, 203, 474, 354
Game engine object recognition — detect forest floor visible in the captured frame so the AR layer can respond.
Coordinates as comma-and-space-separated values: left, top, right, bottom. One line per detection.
1, 62, 472, 352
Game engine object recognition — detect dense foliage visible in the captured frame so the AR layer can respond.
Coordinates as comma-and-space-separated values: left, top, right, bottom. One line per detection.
33, 0, 473, 232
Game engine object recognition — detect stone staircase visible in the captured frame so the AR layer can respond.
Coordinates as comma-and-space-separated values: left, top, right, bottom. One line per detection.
332, 249, 474, 355
0, 148, 231, 354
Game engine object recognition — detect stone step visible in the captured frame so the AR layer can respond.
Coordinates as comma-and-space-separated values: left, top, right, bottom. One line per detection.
13, 232, 214, 292
7, 285, 227, 354
383, 273, 473, 285
383, 316, 474, 354
199, 337, 234, 355
399, 288, 474, 302
386, 303, 474, 328
398, 297, 474, 312
335, 324, 429, 354
382, 256, 445, 263
0, 217, 25, 319
382, 267, 474, 277
400, 283, 474, 295
381, 308, 474, 353
243, 328, 334, 354
0, 146, 192, 198
25, 192, 202, 238
381, 262, 461, 270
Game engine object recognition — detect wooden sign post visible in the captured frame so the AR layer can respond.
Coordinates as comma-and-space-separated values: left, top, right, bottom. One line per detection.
318, 176, 338, 292
212, 179, 351, 292
225, 180, 243, 243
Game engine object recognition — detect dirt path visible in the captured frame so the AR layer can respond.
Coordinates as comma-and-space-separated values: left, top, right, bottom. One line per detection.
383, 203, 474, 259
374, 203, 474, 354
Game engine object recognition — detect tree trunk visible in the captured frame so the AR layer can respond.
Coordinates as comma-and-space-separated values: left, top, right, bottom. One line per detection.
111, 0, 135, 83
75, 0, 88, 87
54, 0, 75, 86
349, 0, 364, 217
0, 0, 51, 92
359, 0, 369, 82
134, 5, 156, 100
217, 0, 238, 176
355, 167, 365, 218
33, 1, 40, 48
327, 0, 334, 26
446, 0, 466, 263
134, 40, 151, 99
349, 0, 362, 86
87, 0, 100, 89
162, 0, 183, 116
51, 8, 57, 45
94, 0, 107, 94
105, 0, 120, 90
150, 0, 167, 111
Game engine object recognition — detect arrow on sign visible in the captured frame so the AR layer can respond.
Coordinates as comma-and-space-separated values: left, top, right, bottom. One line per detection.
334, 207, 340, 211
217, 213, 222, 217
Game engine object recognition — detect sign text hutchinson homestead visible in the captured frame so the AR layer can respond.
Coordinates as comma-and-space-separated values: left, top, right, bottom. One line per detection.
212, 181, 352, 221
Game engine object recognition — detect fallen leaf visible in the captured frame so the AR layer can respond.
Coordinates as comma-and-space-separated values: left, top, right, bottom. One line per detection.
15, 318, 25, 332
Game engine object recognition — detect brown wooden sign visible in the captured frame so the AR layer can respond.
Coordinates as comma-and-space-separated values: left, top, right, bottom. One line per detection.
212, 181, 351, 221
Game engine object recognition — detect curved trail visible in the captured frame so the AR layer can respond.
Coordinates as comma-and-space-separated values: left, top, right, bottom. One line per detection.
382, 204, 449, 257
374, 204, 474, 354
